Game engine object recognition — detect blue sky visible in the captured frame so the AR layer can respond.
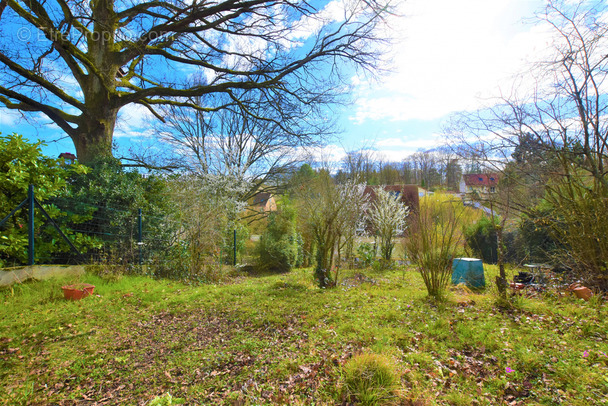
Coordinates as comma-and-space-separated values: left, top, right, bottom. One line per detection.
0, 0, 549, 163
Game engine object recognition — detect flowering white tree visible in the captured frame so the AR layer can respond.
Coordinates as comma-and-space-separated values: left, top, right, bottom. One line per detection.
369, 188, 409, 261
156, 173, 250, 281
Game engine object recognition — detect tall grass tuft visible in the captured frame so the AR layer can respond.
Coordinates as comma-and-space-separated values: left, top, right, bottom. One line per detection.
342, 353, 401, 405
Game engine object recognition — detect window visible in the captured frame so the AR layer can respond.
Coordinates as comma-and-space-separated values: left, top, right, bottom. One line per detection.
490, 187, 496, 193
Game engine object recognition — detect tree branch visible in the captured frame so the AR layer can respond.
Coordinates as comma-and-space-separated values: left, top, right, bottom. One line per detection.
0, 86, 78, 136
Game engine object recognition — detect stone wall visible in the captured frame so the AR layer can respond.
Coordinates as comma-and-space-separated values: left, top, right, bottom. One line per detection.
0, 265, 85, 286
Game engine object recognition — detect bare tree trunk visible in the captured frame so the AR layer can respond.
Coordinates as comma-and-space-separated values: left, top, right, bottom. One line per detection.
490, 200, 507, 300
495, 223, 507, 300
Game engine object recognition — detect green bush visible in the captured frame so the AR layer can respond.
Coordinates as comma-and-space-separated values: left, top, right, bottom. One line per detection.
465, 216, 498, 264
357, 242, 376, 268
149, 392, 185, 405
221, 223, 249, 265
256, 206, 299, 273
53, 157, 175, 266
502, 229, 526, 264
0, 133, 96, 267
518, 205, 562, 264
294, 232, 305, 268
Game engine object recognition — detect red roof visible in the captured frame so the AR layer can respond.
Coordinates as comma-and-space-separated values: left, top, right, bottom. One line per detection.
462, 174, 499, 187
58, 152, 77, 160
252, 192, 272, 205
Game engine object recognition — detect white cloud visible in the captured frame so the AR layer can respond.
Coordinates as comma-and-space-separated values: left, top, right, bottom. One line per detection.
115, 103, 155, 138
220, 0, 360, 72
376, 135, 440, 150
288, 0, 360, 42
0, 109, 18, 128
297, 143, 347, 166
298, 132, 444, 166
0, 110, 63, 134
371, 133, 443, 161
351, 0, 553, 123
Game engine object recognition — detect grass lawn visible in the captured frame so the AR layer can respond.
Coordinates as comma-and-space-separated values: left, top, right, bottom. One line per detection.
1, 265, 607, 405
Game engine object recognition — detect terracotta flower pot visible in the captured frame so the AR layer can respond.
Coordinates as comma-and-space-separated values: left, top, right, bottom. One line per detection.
61, 283, 95, 300
573, 286, 593, 301
509, 282, 525, 291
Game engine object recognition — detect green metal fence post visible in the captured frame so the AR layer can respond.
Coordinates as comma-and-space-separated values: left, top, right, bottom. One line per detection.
233, 229, 237, 266
28, 184, 35, 265
138, 208, 143, 266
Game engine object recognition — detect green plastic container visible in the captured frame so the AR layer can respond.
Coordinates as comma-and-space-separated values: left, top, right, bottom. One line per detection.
452, 257, 485, 288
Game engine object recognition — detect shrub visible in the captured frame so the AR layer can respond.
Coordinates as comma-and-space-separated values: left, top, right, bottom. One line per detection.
0, 133, 95, 267
149, 392, 184, 406
300, 173, 368, 288
543, 180, 608, 290
342, 353, 401, 406
147, 174, 248, 282
357, 242, 376, 268
518, 204, 562, 264
502, 229, 526, 264
405, 194, 469, 299
221, 222, 249, 265
256, 206, 298, 272
465, 216, 498, 264
53, 157, 174, 266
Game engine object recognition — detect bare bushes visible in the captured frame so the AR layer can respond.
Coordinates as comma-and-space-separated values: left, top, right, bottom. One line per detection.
405, 194, 469, 299
300, 173, 369, 288
544, 180, 608, 291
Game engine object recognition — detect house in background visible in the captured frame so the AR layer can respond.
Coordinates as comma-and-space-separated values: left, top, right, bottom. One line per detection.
459, 173, 499, 202
417, 187, 433, 198
251, 192, 277, 213
58, 152, 77, 165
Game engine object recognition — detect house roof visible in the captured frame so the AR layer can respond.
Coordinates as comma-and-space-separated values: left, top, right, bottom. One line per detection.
252, 192, 273, 205
59, 152, 77, 160
462, 173, 499, 187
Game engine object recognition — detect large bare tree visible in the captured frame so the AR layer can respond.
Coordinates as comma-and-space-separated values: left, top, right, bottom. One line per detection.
0, 0, 392, 164
153, 84, 338, 200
